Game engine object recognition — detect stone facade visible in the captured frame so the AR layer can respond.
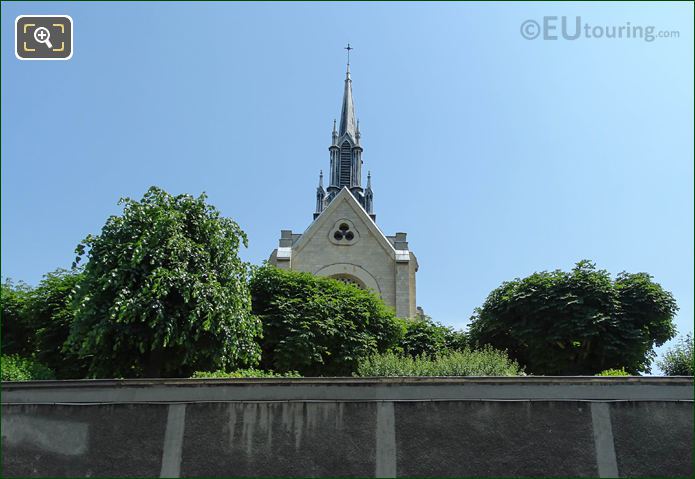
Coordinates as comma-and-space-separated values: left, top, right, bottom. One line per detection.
269, 61, 419, 318
270, 188, 418, 317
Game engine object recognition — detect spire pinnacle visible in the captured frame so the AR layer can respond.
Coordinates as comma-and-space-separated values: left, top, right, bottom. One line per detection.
345, 43, 353, 70
339, 45, 357, 139
367, 171, 372, 189
319, 170, 324, 188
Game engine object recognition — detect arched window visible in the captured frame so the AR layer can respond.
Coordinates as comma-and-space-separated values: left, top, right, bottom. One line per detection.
331, 274, 365, 289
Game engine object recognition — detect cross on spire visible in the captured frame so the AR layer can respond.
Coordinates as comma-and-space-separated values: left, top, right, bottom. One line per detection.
344, 43, 353, 66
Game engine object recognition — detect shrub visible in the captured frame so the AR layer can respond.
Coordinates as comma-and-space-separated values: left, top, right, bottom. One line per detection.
190, 368, 301, 379
595, 367, 630, 376
1, 355, 55, 381
251, 265, 404, 376
657, 334, 694, 376
355, 347, 523, 377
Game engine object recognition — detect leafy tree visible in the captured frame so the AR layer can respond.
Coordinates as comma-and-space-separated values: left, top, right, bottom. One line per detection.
250, 265, 404, 376
657, 334, 693, 376
444, 328, 468, 352
24, 269, 86, 379
66, 187, 261, 378
400, 316, 447, 357
1, 279, 33, 356
401, 316, 467, 358
468, 260, 677, 375
614, 271, 680, 373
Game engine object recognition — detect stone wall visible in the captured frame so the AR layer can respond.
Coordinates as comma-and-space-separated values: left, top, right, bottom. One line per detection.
2, 377, 692, 477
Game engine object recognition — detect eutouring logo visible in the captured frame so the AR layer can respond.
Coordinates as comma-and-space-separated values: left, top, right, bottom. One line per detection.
520, 16, 679, 42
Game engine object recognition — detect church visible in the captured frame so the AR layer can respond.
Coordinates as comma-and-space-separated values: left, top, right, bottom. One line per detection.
269, 52, 420, 318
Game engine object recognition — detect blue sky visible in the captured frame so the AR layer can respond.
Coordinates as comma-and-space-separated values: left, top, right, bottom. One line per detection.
2, 2, 693, 369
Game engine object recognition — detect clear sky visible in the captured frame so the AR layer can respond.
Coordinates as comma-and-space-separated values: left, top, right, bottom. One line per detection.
2, 2, 693, 370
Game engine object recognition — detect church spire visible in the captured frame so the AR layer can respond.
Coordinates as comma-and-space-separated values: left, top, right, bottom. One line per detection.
339, 44, 357, 140
319, 45, 374, 221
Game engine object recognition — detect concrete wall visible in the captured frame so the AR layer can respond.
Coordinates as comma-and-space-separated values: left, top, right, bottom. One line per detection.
2, 377, 692, 477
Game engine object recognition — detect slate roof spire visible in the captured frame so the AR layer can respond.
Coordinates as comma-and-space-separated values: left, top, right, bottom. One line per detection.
319, 45, 373, 221
339, 45, 357, 140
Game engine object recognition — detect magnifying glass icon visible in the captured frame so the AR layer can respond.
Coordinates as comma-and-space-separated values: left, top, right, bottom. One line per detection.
33, 27, 53, 49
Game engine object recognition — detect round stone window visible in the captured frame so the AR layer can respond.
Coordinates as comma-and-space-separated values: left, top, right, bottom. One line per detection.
329, 219, 359, 245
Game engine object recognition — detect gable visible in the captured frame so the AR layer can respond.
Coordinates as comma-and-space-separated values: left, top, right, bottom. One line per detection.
292, 188, 396, 259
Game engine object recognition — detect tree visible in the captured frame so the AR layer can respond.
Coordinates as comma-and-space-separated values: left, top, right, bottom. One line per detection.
444, 328, 468, 352
657, 334, 693, 376
66, 187, 261, 378
468, 260, 678, 375
24, 269, 87, 379
1, 279, 33, 356
250, 265, 404, 376
400, 316, 467, 358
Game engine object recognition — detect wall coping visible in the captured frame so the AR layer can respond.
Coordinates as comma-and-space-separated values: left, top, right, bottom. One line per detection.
2, 377, 692, 404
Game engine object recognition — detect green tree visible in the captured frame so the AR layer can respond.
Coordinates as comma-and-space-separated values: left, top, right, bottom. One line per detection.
468, 260, 677, 375
400, 316, 467, 358
24, 269, 86, 379
444, 328, 468, 352
1, 279, 33, 356
657, 334, 693, 376
66, 187, 261, 378
250, 265, 404, 376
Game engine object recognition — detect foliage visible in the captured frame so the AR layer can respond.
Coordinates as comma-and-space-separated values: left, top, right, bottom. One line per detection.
190, 368, 301, 378
444, 328, 468, 353
1, 354, 55, 381
400, 315, 467, 358
66, 186, 262, 378
468, 260, 678, 375
595, 367, 629, 376
355, 347, 523, 377
250, 265, 405, 376
657, 334, 693, 376
1, 279, 33, 356
23, 269, 86, 379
